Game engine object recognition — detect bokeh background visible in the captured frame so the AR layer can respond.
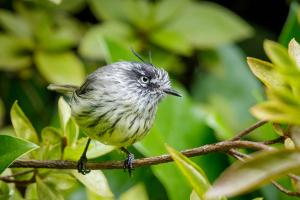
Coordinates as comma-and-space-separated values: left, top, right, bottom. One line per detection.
0, 0, 298, 199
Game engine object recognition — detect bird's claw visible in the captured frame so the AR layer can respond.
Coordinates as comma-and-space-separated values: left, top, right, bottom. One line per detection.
77, 155, 91, 175
123, 153, 134, 176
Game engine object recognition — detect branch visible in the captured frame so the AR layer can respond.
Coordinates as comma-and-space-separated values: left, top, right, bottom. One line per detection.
231, 119, 268, 141
9, 140, 271, 170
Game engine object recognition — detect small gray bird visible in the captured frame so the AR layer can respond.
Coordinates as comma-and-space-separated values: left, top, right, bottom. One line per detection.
48, 56, 181, 175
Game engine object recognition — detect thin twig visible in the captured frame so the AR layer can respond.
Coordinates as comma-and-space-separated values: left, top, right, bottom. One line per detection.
231, 120, 268, 141
9, 140, 271, 170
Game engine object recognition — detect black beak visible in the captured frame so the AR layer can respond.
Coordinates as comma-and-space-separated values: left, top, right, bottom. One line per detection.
163, 88, 182, 97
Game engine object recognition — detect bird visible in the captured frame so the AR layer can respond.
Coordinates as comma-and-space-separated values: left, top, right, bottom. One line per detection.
48, 52, 181, 176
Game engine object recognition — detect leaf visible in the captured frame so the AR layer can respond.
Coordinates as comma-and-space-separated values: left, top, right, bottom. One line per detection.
251, 101, 300, 125
190, 190, 201, 200
247, 57, 285, 88
288, 38, 300, 69
160, 1, 253, 48
40, 127, 62, 160
79, 21, 134, 60
65, 118, 79, 147
119, 183, 149, 200
0, 9, 31, 38
58, 97, 71, 135
10, 101, 39, 143
166, 145, 210, 199
101, 38, 139, 64
25, 183, 38, 200
0, 135, 38, 174
0, 34, 32, 71
205, 149, 300, 198
264, 40, 297, 70
72, 170, 113, 198
154, 0, 188, 25
44, 172, 77, 191
36, 176, 64, 200
58, 96, 79, 146
279, 2, 300, 47
150, 30, 192, 55
0, 181, 10, 200
63, 138, 114, 160
35, 51, 85, 85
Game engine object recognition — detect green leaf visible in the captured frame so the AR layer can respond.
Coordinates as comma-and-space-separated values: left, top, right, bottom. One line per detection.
190, 190, 200, 200
251, 101, 300, 125
44, 172, 77, 191
264, 40, 297, 70
119, 183, 149, 200
160, 1, 253, 48
101, 38, 139, 64
88, 0, 129, 21
288, 38, 300, 70
247, 57, 285, 88
25, 183, 38, 200
0, 34, 32, 71
279, 2, 300, 47
58, 96, 78, 145
154, 0, 188, 25
79, 21, 134, 60
37, 16, 84, 51
36, 176, 64, 200
205, 149, 300, 198
150, 30, 192, 55
35, 51, 85, 85
166, 145, 210, 199
72, 170, 113, 198
58, 97, 71, 133
40, 127, 62, 160
63, 138, 114, 160
0, 9, 31, 38
0, 181, 10, 200
10, 101, 39, 143
0, 135, 38, 174
65, 118, 79, 147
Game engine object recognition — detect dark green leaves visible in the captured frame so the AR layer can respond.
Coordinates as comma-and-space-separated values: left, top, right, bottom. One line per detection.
0, 135, 38, 174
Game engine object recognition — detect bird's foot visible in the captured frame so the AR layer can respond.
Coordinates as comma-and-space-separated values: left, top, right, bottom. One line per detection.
123, 153, 135, 177
77, 155, 91, 175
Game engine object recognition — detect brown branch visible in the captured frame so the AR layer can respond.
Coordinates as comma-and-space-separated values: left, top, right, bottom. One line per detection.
9, 140, 271, 170
231, 120, 268, 141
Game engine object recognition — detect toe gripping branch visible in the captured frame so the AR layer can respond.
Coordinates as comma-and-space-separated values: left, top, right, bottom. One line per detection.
121, 147, 135, 176
77, 138, 91, 175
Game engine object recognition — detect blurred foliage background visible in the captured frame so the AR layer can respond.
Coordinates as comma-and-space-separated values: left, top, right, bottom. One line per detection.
0, 0, 299, 199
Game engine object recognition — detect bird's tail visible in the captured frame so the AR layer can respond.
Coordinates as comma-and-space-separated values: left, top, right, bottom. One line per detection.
47, 84, 79, 94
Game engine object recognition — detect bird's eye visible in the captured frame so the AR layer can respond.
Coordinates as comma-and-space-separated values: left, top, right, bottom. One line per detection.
140, 76, 150, 84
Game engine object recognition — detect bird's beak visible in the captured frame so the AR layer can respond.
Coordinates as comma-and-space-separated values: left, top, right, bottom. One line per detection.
163, 88, 182, 97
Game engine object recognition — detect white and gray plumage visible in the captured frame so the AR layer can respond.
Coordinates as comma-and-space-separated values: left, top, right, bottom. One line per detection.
48, 61, 180, 175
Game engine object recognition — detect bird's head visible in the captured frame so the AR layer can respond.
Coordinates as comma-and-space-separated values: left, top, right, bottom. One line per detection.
116, 61, 181, 103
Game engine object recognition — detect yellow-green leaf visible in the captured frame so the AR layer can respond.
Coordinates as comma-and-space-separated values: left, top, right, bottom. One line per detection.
10, 101, 39, 143
288, 38, 300, 70
246, 57, 285, 88
72, 170, 113, 198
166, 145, 211, 199
205, 149, 300, 198
36, 176, 64, 200
119, 183, 149, 200
251, 101, 300, 125
264, 40, 297, 70
35, 51, 85, 85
